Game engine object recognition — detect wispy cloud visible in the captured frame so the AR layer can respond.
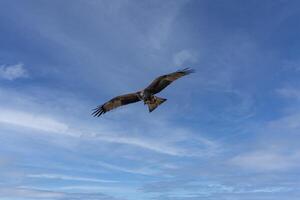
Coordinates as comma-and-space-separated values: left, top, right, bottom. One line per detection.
230, 150, 300, 171
142, 179, 292, 198
0, 63, 28, 80
27, 173, 118, 183
173, 50, 198, 66
230, 110, 300, 171
141, 180, 234, 194
0, 187, 64, 199
0, 107, 217, 162
92, 134, 187, 156
145, 1, 188, 50
0, 108, 69, 134
277, 87, 300, 100
0, 105, 217, 158
97, 161, 158, 176
0, 187, 119, 200
56, 185, 137, 198
267, 113, 300, 131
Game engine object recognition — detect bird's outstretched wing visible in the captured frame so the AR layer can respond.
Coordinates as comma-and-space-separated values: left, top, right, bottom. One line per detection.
145, 68, 195, 94
92, 92, 141, 117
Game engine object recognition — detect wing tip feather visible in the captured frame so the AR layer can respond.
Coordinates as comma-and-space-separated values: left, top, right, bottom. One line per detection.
91, 105, 106, 117
178, 67, 195, 75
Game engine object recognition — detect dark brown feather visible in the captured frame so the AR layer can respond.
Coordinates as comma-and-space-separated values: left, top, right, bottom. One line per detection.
145, 68, 195, 94
92, 92, 141, 117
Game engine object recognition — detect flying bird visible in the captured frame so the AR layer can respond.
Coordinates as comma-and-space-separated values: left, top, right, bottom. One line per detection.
92, 68, 195, 117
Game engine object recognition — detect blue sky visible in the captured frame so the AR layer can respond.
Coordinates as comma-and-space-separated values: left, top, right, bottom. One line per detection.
0, 0, 300, 199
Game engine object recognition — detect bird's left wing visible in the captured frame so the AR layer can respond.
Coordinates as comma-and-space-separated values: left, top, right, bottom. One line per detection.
145, 68, 195, 94
92, 92, 141, 117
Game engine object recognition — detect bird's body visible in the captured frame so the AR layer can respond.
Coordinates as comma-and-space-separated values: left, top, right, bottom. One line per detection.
92, 68, 194, 117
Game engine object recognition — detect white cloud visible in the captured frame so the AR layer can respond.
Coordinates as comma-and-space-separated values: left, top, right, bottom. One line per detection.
93, 134, 186, 156
0, 63, 28, 80
27, 173, 118, 183
57, 185, 138, 197
0, 106, 217, 157
173, 49, 197, 66
87, 126, 220, 157
276, 87, 300, 100
0, 106, 217, 158
0, 108, 69, 134
267, 113, 300, 130
230, 150, 300, 171
97, 161, 158, 176
0, 187, 64, 199
229, 88, 300, 172
146, 1, 187, 50
1, 186, 118, 200
282, 59, 300, 72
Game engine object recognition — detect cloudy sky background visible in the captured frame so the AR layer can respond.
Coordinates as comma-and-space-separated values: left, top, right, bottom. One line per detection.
1, 0, 300, 199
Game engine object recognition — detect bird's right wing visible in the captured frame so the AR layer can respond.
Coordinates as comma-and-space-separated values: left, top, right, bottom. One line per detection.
92, 92, 141, 117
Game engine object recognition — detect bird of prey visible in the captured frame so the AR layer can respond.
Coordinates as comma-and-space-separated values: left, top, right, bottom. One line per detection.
92, 68, 195, 117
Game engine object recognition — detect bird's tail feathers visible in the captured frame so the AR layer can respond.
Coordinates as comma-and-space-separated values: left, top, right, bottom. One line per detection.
147, 96, 167, 112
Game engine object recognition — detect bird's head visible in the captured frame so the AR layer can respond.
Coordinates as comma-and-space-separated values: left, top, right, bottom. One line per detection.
138, 91, 152, 104
138, 91, 144, 100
